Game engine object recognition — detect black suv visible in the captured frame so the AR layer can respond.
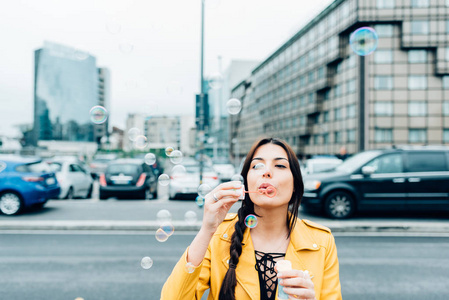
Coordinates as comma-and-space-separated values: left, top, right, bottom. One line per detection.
99, 159, 158, 200
301, 146, 449, 219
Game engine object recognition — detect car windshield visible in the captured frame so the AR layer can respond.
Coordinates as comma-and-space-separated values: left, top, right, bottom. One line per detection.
48, 162, 62, 172
311, 162, 341, 173
16, 161, 51, 173
107, 164, 140, 174
335, 151, 382, 173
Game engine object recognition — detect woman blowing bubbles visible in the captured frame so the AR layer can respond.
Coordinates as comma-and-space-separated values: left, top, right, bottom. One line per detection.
161, 138, 342, 300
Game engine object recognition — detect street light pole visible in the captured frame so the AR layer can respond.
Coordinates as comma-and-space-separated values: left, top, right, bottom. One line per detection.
198, 0, 205, 185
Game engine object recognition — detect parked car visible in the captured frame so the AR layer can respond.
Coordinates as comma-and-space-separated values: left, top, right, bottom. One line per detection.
99, 158, 157, 200
212, 158, 235, 182
89, 154, 118, 179
0, 155, 60, 215
302, 157, 343, 175
169, 162, 220, 200
302, 146, 449, 219
46, 158, 94, 199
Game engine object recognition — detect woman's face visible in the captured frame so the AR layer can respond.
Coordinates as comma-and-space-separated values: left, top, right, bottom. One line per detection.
246, 143, 294, 208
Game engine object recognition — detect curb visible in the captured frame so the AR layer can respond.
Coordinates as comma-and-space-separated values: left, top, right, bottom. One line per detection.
0, 220, 448, 233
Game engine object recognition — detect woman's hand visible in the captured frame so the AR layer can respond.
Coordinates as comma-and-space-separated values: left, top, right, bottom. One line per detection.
277, 269, 316, 300
201, 181, 242, 234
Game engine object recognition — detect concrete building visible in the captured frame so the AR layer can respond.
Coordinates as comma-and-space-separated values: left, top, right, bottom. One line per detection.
32, 41, 110, 149
96, 67, 110, 146
205, 60, 259, 160
231, 0, 449, 158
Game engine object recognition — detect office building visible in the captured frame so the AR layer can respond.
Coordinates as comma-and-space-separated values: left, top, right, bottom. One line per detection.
231, 0, 449, 158
32, 41, 109, 146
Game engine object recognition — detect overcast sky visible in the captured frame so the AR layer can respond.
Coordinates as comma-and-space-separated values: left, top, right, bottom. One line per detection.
0, 0, 334, 137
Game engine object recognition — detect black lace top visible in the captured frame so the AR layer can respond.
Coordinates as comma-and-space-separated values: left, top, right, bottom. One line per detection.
254, 250, 286, 300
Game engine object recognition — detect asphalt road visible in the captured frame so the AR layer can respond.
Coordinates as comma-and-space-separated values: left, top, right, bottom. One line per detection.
0, 232, 448, 300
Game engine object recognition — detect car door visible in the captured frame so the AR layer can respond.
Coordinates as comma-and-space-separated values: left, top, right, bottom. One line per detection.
404, 151, 449, 210
356, 153, 407, 210
69, 164, 86, 196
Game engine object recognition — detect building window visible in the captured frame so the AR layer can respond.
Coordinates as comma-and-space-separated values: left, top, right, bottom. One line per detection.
317, 66, 325, 79
374, 76, 393, 90
308, 93, 315, 104
300, 95, 307, 106
323, 133, 329, 144
446, 48, 449, 61
347, 129, 356, 142
411, 0, 429, 7
334, 107, 342, 120
408, 75, 427, 90
347, 79, 356, 93
323, 89, 330, 101
377, 0, 395, 8
411, 21, 429, 34
408, 50, 427, 63
334, 84, 342, 97
313, 134, 320, 145
409, 129, 427, 143
409, 101, 427, 116
334, 132, 342, 143
308, 70, 315, 83
443, 76, 449, 89
375, 129, 393, 142
300, 115, 306, 126
447, 20, 449, 33
374, 50, 393, 64
444, 129, 449, 143
374, 102, 393, 116
443, 101, 449, 116
347, 104, 356, 118
323, 111, 329, 122
374, 24, 394, 37
348, 55, 356, 68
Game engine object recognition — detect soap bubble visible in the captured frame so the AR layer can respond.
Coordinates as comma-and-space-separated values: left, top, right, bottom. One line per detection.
156, 209, 172, 223
169, 150, 183, 164
90, 106, 108, 124
195, 196, 205, 208
231, 174, 244, 184
198, 184, 212, 198
226, 98, 242, 115
119, 40, 134, 54
128, 128, 141, 141
160, 221, 175, 236
141, 256, 153, 269
155, 228, 169, 242
184, 211, 197, 224
165, 146, 174, 156
185, 262, 195, 273
349, 27, 378, 56
134, 135, 148, 149
144, 153, 156, 165
158, 174, 170, 186
244, 214, 258, 228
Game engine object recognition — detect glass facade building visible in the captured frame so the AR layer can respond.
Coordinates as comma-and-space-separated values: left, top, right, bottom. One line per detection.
33, 42, 103, 145
231, 0, 449, 157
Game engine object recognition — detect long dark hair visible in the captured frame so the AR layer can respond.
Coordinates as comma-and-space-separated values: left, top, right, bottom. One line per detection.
218, 138, 304, 300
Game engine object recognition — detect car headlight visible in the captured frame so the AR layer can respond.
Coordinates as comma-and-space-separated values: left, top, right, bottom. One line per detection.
304, 180, 321, 191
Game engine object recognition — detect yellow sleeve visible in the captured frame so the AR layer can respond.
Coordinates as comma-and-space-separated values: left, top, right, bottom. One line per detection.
160, 246, 211, 300
321, 234, 342, 300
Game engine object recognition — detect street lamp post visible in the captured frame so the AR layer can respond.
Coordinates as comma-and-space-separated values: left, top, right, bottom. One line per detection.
198, 0, 205, 185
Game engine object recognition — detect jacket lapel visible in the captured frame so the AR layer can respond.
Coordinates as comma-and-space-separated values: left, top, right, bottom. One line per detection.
286, 219, 320, 273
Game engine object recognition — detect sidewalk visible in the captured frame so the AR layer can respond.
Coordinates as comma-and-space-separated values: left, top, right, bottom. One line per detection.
1, 219, 448, 233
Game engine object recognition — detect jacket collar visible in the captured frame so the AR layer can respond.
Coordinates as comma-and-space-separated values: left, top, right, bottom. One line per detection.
219, 217, 320, 300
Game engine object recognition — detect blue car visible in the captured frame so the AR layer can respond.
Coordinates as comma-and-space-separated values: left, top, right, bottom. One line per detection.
0, 156, 60, 215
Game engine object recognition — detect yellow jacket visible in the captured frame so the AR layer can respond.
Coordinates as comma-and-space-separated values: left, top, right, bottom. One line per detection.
161, 213, 342, 300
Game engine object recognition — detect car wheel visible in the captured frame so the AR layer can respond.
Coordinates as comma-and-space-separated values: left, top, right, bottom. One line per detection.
0, 192, 23, 215
65, 187, 74, 200
86, 184, 93, 199
99, 192, 108, 200
324, 190, 355, 219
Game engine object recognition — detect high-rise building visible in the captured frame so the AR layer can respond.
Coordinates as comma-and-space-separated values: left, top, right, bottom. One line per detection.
32, 41, 109, 146
231, 0, 449, 158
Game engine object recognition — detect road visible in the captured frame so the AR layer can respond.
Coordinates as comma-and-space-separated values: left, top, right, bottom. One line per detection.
1, 232, 448, 300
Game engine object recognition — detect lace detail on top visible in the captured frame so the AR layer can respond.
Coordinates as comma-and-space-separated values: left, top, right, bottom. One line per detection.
254, 250, 286, 300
